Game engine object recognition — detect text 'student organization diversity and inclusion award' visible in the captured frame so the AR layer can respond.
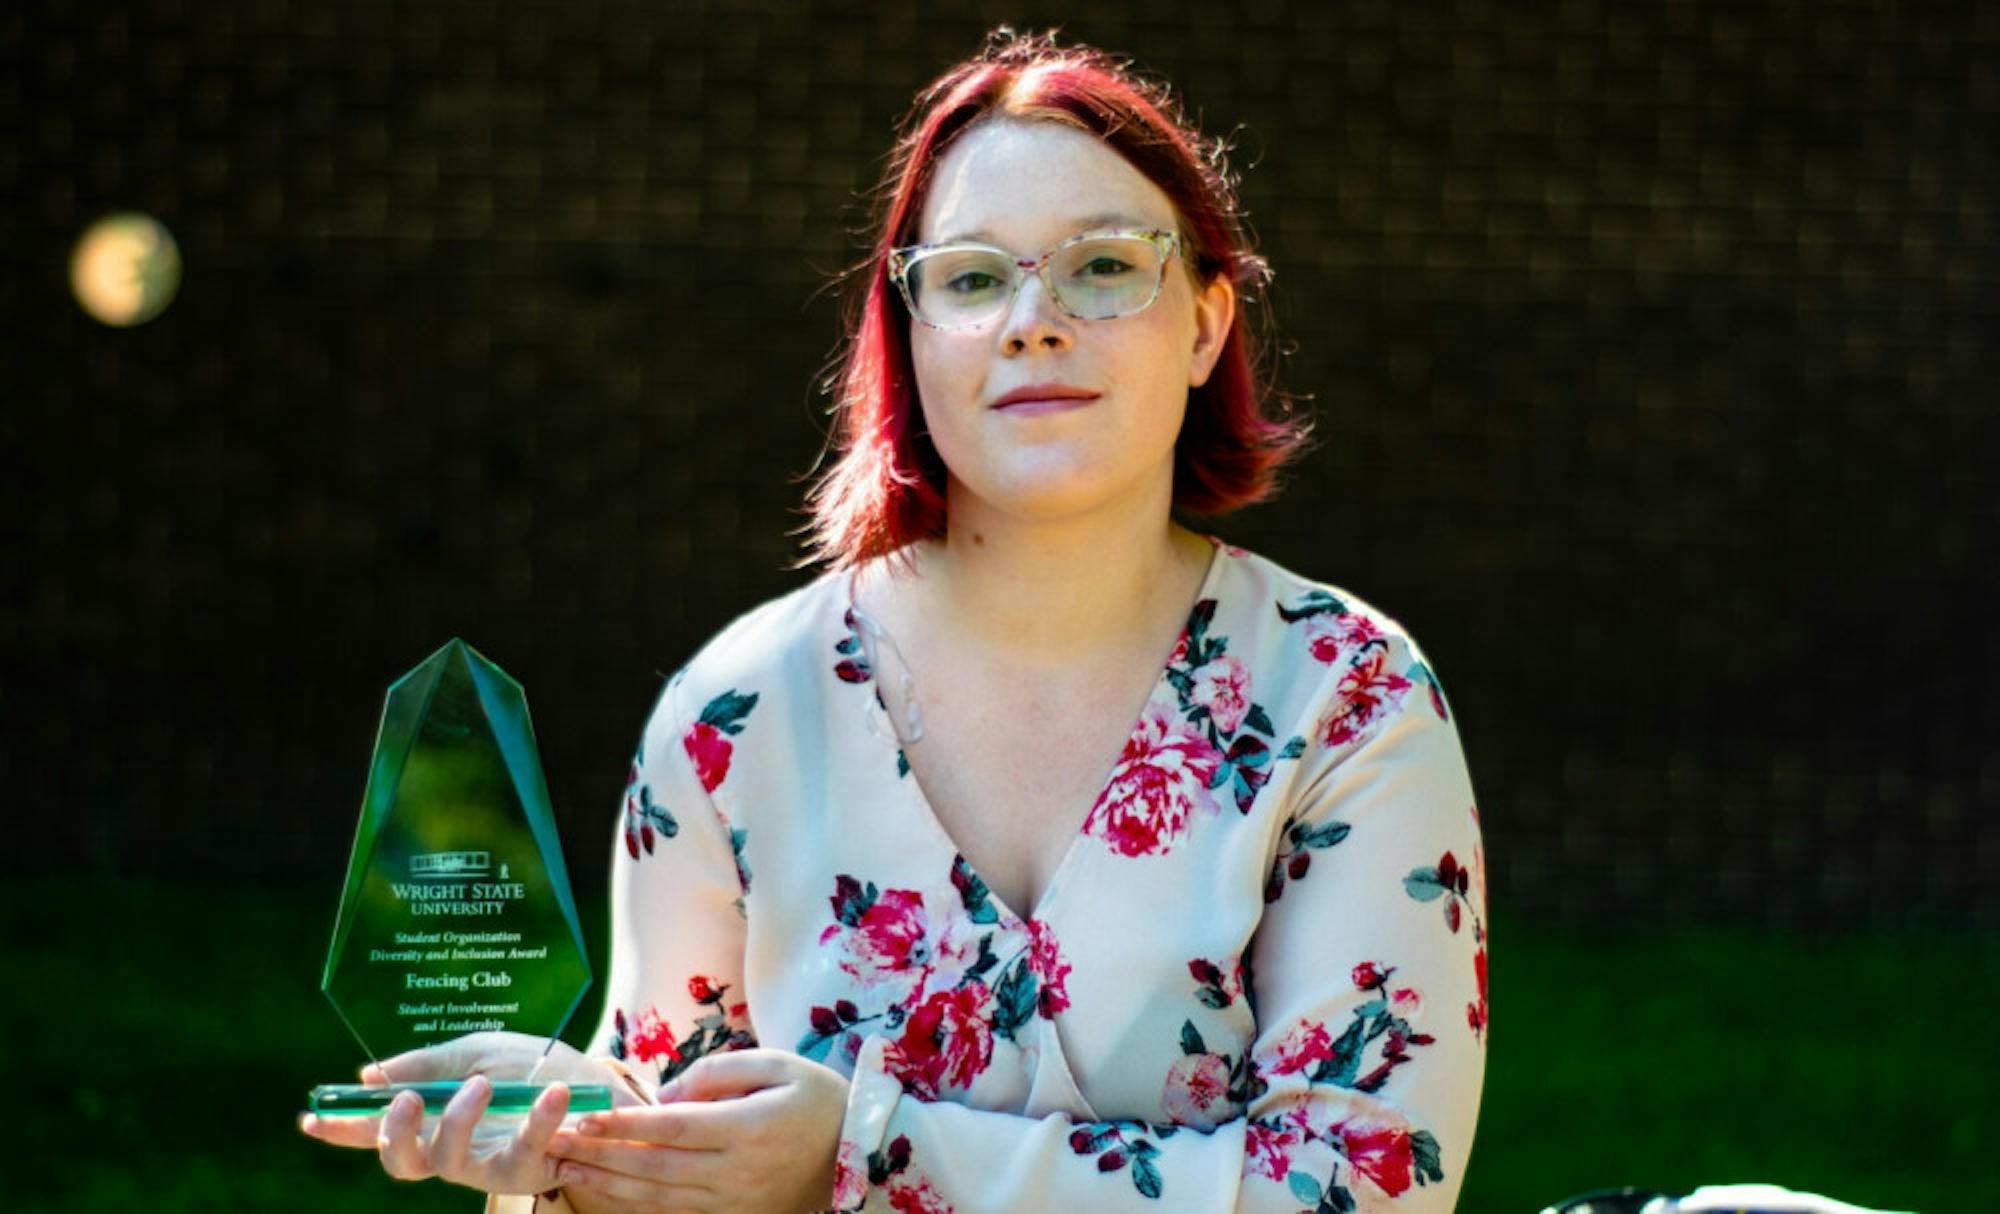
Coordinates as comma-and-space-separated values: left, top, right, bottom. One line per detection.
309, 638, 613, 1118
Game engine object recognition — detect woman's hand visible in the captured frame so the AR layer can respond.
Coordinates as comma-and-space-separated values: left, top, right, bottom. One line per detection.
299, 1032, 635, 1196
548, 1049, 849, 1214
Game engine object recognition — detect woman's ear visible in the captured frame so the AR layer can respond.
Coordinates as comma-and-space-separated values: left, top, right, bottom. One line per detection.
1187, 274, 1237, 389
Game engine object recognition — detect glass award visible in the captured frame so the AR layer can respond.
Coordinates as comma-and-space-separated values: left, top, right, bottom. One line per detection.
309, 638, 612, 1118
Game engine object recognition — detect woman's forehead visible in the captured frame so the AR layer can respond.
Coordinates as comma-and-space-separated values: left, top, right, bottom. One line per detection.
918, 119, 1178, 247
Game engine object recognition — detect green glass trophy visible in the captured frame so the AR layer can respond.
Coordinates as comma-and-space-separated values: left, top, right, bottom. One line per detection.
309, 638, 613, 1118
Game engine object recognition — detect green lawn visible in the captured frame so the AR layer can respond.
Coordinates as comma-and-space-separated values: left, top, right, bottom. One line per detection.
4, 880, 1988, 1212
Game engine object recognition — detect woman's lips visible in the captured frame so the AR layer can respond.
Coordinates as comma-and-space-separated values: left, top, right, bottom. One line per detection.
990, 387, 1101, 416
996, 402, 1104, 420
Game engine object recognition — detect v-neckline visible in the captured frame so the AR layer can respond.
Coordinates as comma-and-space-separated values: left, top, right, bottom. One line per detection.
843, 537, 1230, 928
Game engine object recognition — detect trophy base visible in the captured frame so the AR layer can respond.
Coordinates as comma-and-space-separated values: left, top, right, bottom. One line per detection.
309, 1081, 615, 1117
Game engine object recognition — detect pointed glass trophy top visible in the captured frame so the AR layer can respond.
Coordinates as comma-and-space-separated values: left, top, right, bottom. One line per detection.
323, 638, 592, 1062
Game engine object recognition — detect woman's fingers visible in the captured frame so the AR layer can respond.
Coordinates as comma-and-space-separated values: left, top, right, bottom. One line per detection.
376, 1089, 435, 1180
298, 1059, 412, 1150
551, 1127, 723, 1186
303, 1043, 611, 1198
516, 1081, 573, 1152
555, 1157, 710, 1206
423, 1074, 494, 1178
297, 1110, 384, 1149
657, 1049, 790, 1103
477, 1081, 572, 1190
567, 1094, 764, 1152
560, 1136, 724, 1184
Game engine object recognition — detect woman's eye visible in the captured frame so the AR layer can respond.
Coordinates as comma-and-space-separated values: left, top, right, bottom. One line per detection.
1078, 256, 1134, 277
945, 270, 1002, 294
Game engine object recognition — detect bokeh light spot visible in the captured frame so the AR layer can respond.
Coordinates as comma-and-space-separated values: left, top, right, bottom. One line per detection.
69, 212, 183, 327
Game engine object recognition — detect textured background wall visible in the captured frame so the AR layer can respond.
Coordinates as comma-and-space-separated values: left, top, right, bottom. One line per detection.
4, 0, 1995, 925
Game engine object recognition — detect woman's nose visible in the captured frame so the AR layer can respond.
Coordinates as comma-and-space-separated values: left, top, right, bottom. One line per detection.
999, 274, 1074, 354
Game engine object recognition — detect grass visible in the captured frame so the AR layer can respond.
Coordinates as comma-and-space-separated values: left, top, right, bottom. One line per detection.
3, 879, 1989, 1212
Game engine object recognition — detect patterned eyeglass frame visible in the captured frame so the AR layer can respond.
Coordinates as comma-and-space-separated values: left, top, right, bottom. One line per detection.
887, 227, 1183, 330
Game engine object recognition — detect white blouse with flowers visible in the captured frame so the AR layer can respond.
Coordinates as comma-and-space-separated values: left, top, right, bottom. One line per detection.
552, 537, 1485, 1213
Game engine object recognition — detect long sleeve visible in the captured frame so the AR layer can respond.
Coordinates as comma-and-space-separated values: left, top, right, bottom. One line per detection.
588, 671, 760, 1081
830, 632, 1486, 1214
490, 672, 762, 1214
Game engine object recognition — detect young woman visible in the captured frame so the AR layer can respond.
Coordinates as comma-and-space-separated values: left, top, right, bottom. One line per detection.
305, 30, 1487, 1214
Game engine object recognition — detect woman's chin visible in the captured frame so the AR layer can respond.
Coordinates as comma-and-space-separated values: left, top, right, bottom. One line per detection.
953, 471, 1162, 527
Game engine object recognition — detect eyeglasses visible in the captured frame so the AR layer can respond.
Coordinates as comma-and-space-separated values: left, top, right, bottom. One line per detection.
888, 228, 1182, 331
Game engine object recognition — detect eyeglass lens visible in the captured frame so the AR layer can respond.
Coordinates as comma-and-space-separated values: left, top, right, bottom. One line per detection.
905, 236, 1167, 327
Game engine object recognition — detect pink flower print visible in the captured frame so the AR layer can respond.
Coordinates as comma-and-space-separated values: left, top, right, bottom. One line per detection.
1244, 1119, 1301, 1182
622, 766, 645, 858
1283, 1100, 1321, 1140
683, 721, 733, 793
1084, 704, 1223, 857
1304, 610, 1383, 666
1320, 647, 1412, 748
1391, 987, 1423, 1018
1027, 918, 1072, 1017
683, 690, 758, 791
1268, 1020, 1334, 1076
1468, 946, 1489, 1039
1189, 654, 1253, 734
1351, 961, 1390, 991
1162, 1053, 1233, 1127
886, 1176, 956, 1214
831, 1139, 868, 1209
1334, 1115, 1417, 1197
1168, 632, 1190, 667
625, 1006, 681, 1066
885, 983, 995, 1099
1187, 955, 1247, 1008
840, 889, 932, 984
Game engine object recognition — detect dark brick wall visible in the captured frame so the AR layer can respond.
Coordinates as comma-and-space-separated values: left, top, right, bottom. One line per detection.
3, 1, 1994, 924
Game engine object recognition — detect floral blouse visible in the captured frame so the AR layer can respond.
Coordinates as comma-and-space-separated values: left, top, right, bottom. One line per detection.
549, 538, 1485, 1213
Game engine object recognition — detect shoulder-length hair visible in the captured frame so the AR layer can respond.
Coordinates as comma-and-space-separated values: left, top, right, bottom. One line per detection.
802, 29, 1310, 569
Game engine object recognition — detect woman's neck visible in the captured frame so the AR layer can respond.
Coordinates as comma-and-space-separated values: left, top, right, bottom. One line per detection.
888, 485, 1215, 670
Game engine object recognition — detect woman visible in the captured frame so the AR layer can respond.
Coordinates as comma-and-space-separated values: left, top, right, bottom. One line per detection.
304, 29, 1486, 1213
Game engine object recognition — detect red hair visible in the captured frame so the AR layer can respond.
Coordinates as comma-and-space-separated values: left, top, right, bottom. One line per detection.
803, 29, 1310, 568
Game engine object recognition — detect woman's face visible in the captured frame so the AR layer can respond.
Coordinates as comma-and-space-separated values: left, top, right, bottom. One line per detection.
908, 119, 1235, 529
